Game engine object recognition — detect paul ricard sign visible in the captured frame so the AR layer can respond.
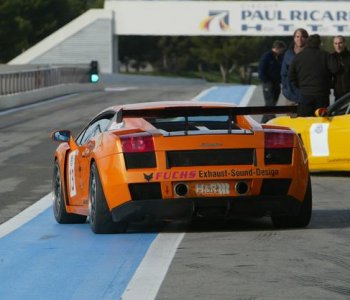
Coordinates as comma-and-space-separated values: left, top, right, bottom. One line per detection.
105, 1, 350, 36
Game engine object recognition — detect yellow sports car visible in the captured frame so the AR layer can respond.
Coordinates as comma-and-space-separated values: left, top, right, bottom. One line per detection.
268, 93, 350, 172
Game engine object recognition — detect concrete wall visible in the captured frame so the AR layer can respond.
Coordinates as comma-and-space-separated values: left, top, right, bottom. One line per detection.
9, 10, 114, 74
0, 83, 104, 111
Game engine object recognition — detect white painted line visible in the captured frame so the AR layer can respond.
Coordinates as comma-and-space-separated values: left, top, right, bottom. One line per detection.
1, 190, 185, 299
238, 85, 257, 107
121, 232, 185, 300
0, 84, 254, 296
104, 87, 139, 92
191, 86, 217, 101
0, 193, 52, 238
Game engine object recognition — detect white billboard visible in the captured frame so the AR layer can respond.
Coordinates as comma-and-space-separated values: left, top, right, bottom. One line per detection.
105, 1, 350, 36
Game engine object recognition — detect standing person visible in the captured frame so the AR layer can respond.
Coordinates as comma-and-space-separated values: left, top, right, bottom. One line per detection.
332, 35, 350, 100
258, 40, 286, 123
281, 28, 309, 105
289, 34, 337, 117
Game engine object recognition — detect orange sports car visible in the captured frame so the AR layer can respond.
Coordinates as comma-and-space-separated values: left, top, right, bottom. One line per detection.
51, 101, 311, 233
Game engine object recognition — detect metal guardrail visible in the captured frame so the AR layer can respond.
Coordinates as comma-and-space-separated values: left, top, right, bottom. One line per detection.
0, 66, 90, 96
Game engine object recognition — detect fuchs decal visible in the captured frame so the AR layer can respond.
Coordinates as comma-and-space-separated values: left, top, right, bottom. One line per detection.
155, 170, 196, 180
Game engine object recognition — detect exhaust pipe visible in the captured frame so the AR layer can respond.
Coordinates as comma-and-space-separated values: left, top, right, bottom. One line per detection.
174, 183, 188, 197
235, 181, 249, 195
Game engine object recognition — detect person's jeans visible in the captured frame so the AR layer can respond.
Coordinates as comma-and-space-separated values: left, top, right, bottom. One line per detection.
262, 82, 281, 123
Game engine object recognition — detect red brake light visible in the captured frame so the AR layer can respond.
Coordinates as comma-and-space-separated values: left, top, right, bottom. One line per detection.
120, 132, 155, 153
265, 130, 294, 148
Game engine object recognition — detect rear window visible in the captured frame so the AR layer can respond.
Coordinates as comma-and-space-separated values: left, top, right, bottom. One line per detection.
146, 115, 240, 132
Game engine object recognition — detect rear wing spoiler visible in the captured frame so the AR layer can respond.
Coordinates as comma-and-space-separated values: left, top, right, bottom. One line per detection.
116, 105, 297, 123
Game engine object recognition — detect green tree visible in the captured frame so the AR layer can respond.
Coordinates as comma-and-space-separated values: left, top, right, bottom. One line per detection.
118, 36, 160, 72
156, 36, 195, 72
0, 0, 103, 63
190, 36, 264, 83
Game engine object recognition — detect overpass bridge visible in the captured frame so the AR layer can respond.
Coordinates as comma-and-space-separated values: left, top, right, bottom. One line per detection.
8, 1, 350, 74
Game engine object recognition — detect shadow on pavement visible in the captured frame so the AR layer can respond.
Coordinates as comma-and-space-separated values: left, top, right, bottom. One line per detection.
309, 209, 350, 229
125, 208, 350, 233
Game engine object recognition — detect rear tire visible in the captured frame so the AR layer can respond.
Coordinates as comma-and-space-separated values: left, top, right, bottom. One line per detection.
89, 163, 127, 234
271, 177, 312, 228
53, 162, 87, 224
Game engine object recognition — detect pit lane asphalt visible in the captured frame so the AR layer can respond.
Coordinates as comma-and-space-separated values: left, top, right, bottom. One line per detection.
1, 79, 350, 299
0, 78, 208, 224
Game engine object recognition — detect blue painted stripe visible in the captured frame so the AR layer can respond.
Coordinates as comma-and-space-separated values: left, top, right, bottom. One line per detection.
0, 208, 157, 300
0, 85, 253, 300
197, 85, 250, 105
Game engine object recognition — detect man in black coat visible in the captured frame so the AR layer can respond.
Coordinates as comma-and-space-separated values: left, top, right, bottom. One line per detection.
258, 40, 286, 123
289, 34, 338, 116
332, 35, 350, 100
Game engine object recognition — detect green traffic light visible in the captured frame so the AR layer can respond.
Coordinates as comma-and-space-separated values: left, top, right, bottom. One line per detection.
90, 74, 99, 83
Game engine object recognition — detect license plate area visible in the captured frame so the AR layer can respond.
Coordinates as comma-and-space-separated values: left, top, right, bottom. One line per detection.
173, 181, 237, 198
194, 182, 230, 196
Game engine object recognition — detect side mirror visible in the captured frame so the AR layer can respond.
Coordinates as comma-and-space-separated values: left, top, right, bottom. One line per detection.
315, 108, 328, 117
51, 130, 71, 142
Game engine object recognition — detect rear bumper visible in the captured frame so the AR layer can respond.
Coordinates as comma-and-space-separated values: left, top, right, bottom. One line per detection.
111, 196, 303, 222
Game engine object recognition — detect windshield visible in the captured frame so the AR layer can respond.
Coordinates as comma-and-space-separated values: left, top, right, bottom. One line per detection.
329, 93, 350, 116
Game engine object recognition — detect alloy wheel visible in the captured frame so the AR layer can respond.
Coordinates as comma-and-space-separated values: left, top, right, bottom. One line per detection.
89, 173, 97, 225
54, 166, 62, 214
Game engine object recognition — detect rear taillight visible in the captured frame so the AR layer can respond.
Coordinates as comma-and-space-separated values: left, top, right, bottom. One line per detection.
120, 132, 154, 153
121, 133, 156, 169
264, 130, 294, 149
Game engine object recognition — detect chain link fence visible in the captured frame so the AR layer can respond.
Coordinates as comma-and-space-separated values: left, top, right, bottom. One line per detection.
0, 65, 90, 96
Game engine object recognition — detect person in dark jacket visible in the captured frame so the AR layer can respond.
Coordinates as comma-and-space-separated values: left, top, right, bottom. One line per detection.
281, 28, 309, 104
258, 40, 286, 123
289, 34, 338, 116
332, 35, 350, 100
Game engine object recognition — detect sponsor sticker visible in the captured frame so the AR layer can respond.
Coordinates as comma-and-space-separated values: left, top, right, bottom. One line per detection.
153, 168, 279, 182
68, 150, 78, 197
310, 123, 329, 156
198, 168, 279, 178
155, 170, 196, 180
195, 182, 230, 196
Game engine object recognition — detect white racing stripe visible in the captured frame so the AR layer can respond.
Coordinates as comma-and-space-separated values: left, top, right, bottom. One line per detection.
121, 232, 185, 300
0, 193, 52, 238
239, 85, 256, 107
191, 86, 217, 101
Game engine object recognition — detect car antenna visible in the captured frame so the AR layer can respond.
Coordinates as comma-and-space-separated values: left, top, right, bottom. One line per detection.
184, 114, 189, 135
228, 109, 233, 134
